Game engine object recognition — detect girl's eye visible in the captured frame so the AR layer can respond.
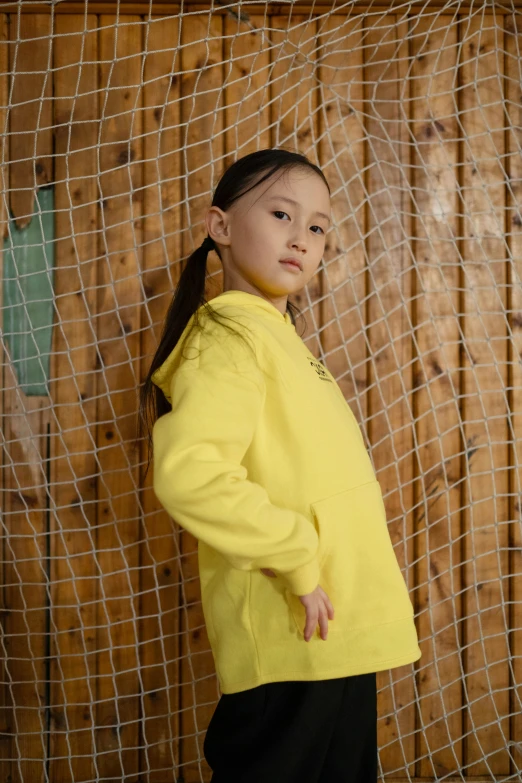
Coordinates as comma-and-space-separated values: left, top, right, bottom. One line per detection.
272, 211, 324, 235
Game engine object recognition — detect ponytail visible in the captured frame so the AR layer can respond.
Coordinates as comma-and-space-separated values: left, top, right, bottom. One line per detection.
139, 235, 215, 453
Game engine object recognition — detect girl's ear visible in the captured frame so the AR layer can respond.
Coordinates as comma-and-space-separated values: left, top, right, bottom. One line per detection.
206, 205, 231, 247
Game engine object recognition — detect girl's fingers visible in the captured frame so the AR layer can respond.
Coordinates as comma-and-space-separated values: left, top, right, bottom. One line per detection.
304, 609, 318, 642
300, 586, 335, 641
319, 588, 335, 620
304, 607, 328, 642
318, 606, 328, 641
305, 600, 333, 642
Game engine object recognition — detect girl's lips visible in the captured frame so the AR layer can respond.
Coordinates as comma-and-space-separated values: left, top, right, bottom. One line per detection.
279, 260, 302, 272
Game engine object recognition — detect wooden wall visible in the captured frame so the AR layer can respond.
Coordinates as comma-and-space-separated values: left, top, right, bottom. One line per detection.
0, 6, 521, 782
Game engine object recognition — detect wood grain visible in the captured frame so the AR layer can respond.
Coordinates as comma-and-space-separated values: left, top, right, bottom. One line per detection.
0, 15, 10, 778
3, 13, 53, 783
505, 13, 522, 778
460, 15, 511, 777
140, 15, 183, 782
364, 12, 417, 778
49, 15, 99, 783
178, 10, 225, 781
95, 16, 143, 781
410, 14, 464, 780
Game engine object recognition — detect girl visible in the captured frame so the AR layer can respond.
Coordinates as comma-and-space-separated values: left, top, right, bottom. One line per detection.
140, 148, 421, 783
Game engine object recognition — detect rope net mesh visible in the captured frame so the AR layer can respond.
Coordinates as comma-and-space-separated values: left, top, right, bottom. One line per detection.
0, 0, 521, 781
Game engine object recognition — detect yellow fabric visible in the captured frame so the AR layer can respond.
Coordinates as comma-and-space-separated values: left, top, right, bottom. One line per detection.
152, 289, 422, 694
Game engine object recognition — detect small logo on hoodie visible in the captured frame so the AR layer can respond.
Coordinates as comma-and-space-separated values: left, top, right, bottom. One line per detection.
308, 356, 332, 382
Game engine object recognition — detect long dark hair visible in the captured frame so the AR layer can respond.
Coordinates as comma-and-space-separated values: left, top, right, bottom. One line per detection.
139, 147, 330, 452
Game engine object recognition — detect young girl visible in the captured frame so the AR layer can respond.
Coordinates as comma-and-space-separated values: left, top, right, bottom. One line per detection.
140, 148, 422, 783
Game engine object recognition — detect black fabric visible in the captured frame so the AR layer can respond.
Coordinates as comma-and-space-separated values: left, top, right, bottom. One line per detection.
204, 672, 378, 783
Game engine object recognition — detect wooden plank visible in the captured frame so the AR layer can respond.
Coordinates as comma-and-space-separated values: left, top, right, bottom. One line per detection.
96, 15, 143, 782
223, 11, 271, 180
7, 2, 522, 13
8, 14, 52, 228
0, 13, 10, 777
460, 15, 511, 777
364, 13, 417, 778
409, 16, 464, 778
177, 11, 225, 781
505, 12, 522, 779
49, 15, 99, 783
316, 16, 367, 450
140, 15, 183, 783
2, 373, 50, 783
270, 14, 322, 348
2, 13, 53, 783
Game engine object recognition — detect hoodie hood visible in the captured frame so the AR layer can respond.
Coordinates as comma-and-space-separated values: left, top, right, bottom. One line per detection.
151, 290, 295, 402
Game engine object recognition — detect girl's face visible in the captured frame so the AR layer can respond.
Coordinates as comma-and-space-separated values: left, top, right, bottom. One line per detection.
205, 167, 331, 313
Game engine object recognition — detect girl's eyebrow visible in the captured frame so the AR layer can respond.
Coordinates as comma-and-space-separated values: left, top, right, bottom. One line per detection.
265, 195, 331, 224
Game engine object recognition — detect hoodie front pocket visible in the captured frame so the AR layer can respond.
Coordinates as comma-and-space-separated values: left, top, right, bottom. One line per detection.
286, 480, 414, 638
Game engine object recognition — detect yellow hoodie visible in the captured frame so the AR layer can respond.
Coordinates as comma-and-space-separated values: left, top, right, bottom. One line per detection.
152, 289, 421, 694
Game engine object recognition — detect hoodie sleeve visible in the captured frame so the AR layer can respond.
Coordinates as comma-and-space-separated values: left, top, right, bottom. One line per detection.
151, 326, 320, 596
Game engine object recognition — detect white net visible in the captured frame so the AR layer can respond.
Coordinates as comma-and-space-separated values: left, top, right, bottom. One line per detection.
0, 0, 521, 780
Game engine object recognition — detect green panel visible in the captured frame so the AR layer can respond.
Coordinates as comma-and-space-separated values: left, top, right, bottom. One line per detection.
3, 187, 55, 396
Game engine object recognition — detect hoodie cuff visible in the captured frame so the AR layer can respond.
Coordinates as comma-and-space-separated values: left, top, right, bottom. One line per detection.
279, 556, 321, 596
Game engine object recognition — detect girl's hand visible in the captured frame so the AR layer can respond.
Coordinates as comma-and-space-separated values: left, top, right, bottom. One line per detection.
260, 568, 335, 641
298, 584, 334, 642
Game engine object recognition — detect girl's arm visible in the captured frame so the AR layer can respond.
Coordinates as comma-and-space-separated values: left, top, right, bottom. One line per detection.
152, 353, 320, 597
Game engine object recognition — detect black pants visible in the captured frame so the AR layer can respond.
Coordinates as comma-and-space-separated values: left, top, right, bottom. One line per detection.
204, 672, 378, 783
